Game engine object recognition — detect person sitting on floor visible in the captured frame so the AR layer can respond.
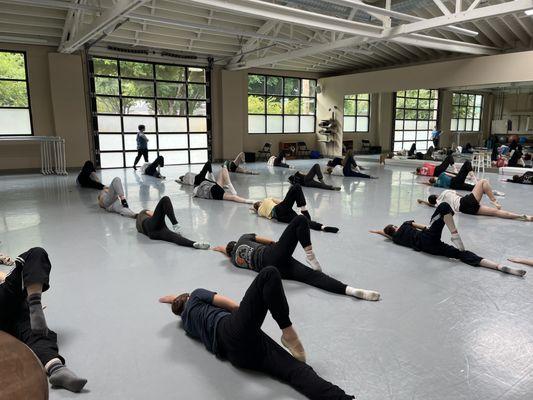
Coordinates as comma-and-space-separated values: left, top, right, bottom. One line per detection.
77, 160, 105, 190
0, 247, 87, 393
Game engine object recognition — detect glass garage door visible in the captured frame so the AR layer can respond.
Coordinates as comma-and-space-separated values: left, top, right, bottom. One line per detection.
89, 57, 210, 168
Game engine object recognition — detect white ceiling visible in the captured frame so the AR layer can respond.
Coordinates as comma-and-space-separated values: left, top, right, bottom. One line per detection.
0, 0, 532, 74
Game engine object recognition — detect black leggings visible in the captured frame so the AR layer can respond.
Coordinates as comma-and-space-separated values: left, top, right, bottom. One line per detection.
142, 196, 195, 247
450, 161, 474, 191
342, 162, 371, 178
145, 156, 164, 178
0, 247, 64, 366
303, 164, 336, 190
194, 161, 213, 186
273, 185, 322, 231
77, 174, 105, 190
134, 149, 148, 166
216, 267, 354, 400
327, 157, 343, 168
419, 203, 482, 266
261, 216, 346, 295
274, 151, 290, 168
433, 155, 455, 177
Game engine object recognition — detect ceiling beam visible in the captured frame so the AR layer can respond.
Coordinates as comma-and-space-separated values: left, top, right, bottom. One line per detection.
0, 0, 99, 12
323, 0, 478, 36
382, 0, 533, 38
59, 0, 151, 53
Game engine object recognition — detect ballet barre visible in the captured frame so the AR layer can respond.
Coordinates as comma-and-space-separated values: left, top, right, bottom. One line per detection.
0, 136, 68, 175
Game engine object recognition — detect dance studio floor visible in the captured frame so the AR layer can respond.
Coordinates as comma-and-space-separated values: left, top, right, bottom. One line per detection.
1, 160, 532, 400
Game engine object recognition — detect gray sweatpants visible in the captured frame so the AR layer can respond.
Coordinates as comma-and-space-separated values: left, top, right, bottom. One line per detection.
99, 177, 136, 218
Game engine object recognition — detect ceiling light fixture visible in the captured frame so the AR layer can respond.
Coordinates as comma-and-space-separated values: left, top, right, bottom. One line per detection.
525, 9, 533, 16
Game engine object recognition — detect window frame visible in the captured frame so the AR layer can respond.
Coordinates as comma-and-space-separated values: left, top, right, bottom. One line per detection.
89, 56, 211, 168
392, 89, 440, 152
343, 93, 371, 133
247, 73, 317, 134
0, 50, 33, 136
450, 92, 483, 133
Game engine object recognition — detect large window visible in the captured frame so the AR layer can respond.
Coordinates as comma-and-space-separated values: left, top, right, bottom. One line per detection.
451, 93, 483, 132
90, 57, 210, 168
248, 74, 316, 134
0, 51, 32, 135
393, 89, 439, 151
343, 93, 370, 132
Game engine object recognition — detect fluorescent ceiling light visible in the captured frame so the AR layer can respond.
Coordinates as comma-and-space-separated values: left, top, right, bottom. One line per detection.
526, 9, 533, 16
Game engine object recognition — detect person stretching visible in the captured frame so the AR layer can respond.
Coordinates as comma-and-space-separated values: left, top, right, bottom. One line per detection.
288, 163, 340, 191
224, 152, 259, 175
0, 247, 87, 392
417, 180, 531, 221
97, 177, 136, 218
141, 155, 165, 179
273, 150, 291, 168
370, 202, 526, 276
326, 150, 376, 179
178, 162, 254, 204
415, 153, 457, 176
213, 215, 380, 301
159, 267, 355, 400
77, 160, 105, 190
507, 171, 533, 185
426, 160, 477, 191
136, 196, 209, 249
252, 184, 339, 233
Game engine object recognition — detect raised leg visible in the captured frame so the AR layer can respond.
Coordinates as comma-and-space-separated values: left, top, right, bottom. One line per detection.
143, 196, 178, 232
194, 162, 213, 186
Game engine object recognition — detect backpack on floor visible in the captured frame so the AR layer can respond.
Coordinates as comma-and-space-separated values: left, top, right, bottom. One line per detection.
310, 150, 321, 159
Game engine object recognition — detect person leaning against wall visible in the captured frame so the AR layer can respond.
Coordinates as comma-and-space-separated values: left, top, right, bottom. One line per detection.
133, 125, 149, 170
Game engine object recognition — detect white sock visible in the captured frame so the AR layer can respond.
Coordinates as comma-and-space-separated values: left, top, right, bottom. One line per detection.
346, 286, 381, 301
172, 223, 181, 233
305, 249, 322, 271
451, 233, 465, 251
193, 242, 210, 250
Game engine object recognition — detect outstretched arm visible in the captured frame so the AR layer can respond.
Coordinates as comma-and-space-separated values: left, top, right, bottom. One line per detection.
508, 258, 533, 267
369, 230, 392, 240
255, 236, 275, 245
212, 245, 229, 256
417, 199, 434, 207
213, 294, 239, 312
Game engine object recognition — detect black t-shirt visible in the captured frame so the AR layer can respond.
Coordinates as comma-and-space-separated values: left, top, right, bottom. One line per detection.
392, 221, 421, 250
181, 289, 230, 355
230, 233, 265, 271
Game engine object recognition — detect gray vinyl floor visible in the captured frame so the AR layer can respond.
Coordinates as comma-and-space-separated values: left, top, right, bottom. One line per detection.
1, 160, 532, 400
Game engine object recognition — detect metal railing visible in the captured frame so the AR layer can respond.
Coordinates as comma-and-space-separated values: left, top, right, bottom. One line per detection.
0, 136, 67, 175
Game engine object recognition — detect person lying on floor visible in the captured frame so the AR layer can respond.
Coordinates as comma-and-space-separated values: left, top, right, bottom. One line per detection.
417, 179, 531, 221
288, 163, 340, 191
97, 177, 136, 218
136, 196, 209, 249
326, 150, 377, 179
223, 152, 259, 175
268, 150, 294, 168
141, 155, 165, 179
424, 160, 480, 192
370, 202, 526, 276
213, 215, 380, 301
0, 247, 87, 393
159, 267, 355, 400
415, 153, 458, 176
251, 184, 339, 233
77, 160, 105, 190
177, 162, 254, 204
507, 171, 533, 185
